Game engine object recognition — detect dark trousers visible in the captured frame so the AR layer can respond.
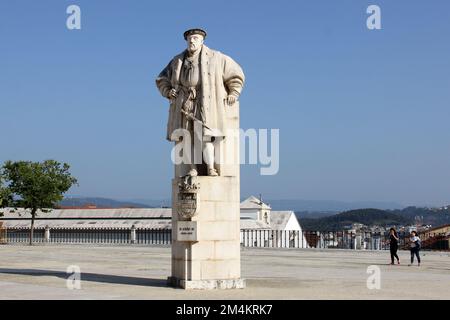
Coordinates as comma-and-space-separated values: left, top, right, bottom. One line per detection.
410, 247, 421, 264
390, 246, 399, 264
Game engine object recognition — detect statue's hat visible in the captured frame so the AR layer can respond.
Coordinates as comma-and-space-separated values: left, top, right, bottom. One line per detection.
183, 28, 207, 40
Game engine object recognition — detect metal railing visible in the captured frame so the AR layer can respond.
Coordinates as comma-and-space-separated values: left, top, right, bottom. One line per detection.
240, 230, 383, 249
240, 230, 450, 251
5, 227, 172, 245
3, 226, 449, 251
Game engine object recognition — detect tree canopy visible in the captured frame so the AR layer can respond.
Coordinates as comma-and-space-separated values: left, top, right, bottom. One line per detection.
1, 160, 77, 210
0, 175, 12, 215
0, 160, 78, 244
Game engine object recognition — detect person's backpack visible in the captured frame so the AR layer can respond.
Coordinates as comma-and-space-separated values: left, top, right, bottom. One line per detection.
415, 238, 421, 249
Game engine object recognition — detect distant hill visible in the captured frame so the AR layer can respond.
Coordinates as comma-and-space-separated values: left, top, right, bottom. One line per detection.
59, 197, 152, 208
391, 206, 450, 227
114, 198, 404, 212
295, 211, 339, 219
125, 198, 171, 208
266, 199, 403, 212
299, 209, 411, 232
60, 197, 450, 229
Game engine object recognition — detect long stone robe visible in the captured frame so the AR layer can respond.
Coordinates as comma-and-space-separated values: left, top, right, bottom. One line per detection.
156, 45, 245, 141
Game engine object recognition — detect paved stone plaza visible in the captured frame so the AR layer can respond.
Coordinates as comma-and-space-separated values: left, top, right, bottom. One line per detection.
0, 244, 449, 299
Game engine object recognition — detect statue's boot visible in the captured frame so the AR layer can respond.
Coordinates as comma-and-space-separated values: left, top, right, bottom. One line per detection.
188, 169, 198, 177
208, 168, 219, 176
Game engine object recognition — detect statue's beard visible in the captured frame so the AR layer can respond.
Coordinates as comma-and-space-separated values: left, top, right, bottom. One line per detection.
188, 44, 202, 54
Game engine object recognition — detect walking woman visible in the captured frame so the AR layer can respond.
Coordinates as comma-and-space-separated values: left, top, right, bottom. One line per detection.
389, 228, 400, 265
409, 231, 421, 266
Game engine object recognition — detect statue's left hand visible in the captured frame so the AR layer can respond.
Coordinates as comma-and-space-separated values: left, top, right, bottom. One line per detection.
227, 95, 237, 105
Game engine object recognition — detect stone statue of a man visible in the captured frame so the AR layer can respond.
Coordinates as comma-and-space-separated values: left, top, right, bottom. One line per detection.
156, 28, 245, 177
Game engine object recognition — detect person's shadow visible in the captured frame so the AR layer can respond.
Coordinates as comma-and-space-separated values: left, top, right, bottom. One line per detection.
0, 268, 168, 288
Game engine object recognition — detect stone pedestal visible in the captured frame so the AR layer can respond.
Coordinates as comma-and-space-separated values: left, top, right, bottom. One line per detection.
168, 176, 245, 289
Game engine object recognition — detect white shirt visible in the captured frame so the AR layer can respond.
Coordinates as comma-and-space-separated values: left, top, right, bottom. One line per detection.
410, 236, 420, 248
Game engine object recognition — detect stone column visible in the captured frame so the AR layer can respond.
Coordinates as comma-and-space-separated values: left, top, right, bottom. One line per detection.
130, 225, 136, 244
44, 225, 50, 243
355, 235, 362, 250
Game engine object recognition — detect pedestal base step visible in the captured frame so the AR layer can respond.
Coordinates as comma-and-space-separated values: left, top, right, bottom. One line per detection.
167, 277, 246, 290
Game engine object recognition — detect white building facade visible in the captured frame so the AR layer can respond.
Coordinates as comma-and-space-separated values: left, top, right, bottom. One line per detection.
240, 196, 309, 248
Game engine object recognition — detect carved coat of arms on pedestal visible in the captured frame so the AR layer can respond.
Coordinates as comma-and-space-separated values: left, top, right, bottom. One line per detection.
176, 176, 200, 219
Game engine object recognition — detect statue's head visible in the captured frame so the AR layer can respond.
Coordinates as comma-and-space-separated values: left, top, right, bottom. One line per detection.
184, 28, 207, 53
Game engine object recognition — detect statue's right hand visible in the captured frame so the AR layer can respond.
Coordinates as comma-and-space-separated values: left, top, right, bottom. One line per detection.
169, 88, 178, 99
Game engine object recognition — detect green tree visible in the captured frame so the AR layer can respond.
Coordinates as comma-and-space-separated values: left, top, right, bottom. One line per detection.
0, 175, 12, 217
1, 160, 77, 245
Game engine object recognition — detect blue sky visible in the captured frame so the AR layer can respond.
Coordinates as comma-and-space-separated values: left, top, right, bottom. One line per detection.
1, 0, 449, 206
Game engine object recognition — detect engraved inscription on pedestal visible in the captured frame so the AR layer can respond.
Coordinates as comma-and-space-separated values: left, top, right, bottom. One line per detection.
176, 221, 198, 242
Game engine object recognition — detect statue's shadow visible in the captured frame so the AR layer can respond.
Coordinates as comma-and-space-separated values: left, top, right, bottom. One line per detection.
0, 268, 168, 288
